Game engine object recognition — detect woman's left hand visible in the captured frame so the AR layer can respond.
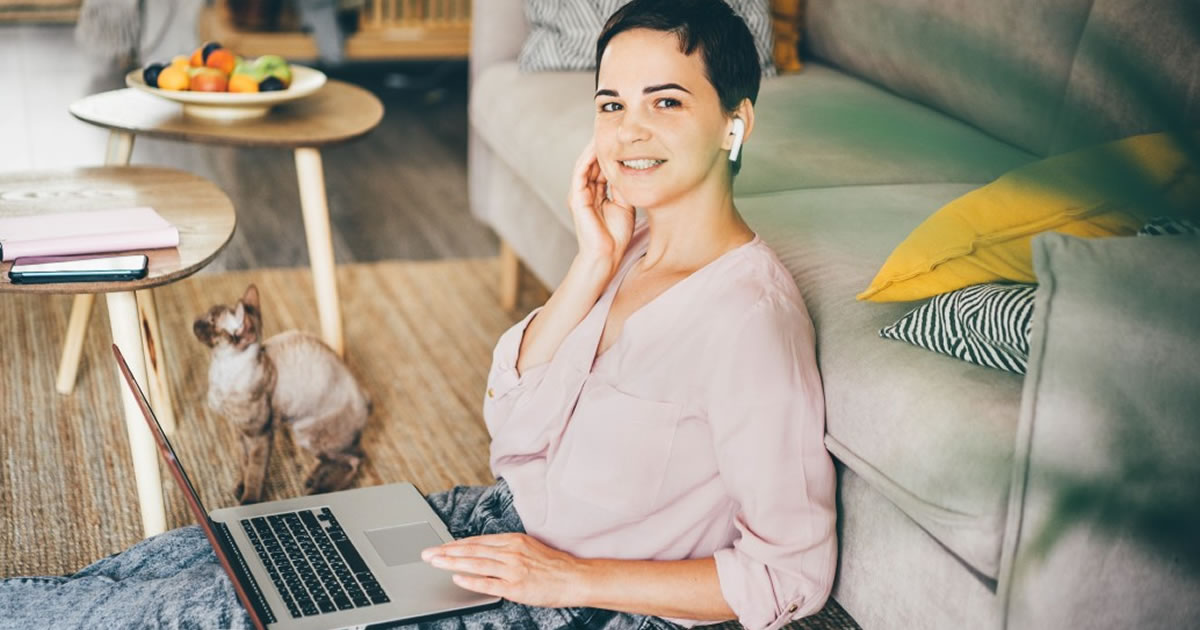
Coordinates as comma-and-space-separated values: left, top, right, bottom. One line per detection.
421, 533, 587, 608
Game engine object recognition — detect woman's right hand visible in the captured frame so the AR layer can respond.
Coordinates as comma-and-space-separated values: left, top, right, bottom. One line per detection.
568, 140, 635, 276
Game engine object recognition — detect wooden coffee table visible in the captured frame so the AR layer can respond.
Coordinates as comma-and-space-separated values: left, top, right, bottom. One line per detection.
67, 80, 384, 366
0, 166, 236, 538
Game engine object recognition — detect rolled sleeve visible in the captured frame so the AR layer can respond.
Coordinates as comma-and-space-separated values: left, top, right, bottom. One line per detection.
708, 297, 838, 630
483, 307, 551, 437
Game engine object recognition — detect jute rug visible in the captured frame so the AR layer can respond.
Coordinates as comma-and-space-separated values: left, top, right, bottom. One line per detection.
0, 258, 858, 629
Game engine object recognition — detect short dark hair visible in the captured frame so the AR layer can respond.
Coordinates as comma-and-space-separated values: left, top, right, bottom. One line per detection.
595, 0, 761, 173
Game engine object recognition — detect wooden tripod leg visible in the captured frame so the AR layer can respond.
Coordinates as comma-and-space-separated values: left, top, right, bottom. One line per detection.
499, 240, 521, 311
107, 290, 166, 538
136, 289, 176, 435
56, 294, 96, 394
295, 147, 344, 357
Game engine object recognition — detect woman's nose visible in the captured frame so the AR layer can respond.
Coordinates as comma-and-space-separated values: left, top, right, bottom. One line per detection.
617, 112, 651, 145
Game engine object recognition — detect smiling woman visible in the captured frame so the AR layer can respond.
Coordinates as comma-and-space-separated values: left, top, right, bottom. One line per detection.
0, 2, 837, 630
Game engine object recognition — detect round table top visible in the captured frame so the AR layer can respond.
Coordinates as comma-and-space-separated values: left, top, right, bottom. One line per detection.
0, 167, 236, 294
69, 80, 384, 149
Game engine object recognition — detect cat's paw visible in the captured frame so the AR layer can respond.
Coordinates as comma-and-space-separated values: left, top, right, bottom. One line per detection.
236, 482, 263, 505
304, 460, 357, 495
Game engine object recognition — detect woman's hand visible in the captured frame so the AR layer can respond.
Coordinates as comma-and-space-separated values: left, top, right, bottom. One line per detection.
568, 140, 636, 275
421, 533, 587, 608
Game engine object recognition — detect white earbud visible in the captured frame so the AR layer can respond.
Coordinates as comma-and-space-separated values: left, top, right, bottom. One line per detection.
729, 118, 746, 162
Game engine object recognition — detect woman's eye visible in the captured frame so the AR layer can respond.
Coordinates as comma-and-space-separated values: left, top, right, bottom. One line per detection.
600, 102, 622, 112
656, 98, 681, 109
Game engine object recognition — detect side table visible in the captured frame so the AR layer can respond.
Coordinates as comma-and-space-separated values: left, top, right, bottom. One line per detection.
0, 167, 236, 538
63, 81, 383, 401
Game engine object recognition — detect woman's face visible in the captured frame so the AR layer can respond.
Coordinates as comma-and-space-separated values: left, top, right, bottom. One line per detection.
594, 28, 733, 209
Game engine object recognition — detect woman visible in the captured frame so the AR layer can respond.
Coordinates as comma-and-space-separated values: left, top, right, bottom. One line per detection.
0, 1, 835, 628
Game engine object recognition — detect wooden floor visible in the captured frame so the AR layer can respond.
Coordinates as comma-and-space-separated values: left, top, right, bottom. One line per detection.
0, 11, 497, 272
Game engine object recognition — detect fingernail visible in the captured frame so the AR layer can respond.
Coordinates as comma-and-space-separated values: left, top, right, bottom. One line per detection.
420, 549, 434, 561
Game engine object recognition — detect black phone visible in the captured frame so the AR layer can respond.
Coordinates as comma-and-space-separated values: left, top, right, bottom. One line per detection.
8, 253, 149, 284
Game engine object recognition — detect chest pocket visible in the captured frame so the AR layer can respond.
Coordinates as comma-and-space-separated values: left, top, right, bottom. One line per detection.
555, 381, 682, 520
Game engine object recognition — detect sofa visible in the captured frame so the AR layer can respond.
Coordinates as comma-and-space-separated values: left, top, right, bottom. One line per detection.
466, 1, 1200, 628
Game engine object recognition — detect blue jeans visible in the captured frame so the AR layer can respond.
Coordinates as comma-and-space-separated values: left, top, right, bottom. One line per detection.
0, 480, 682, 630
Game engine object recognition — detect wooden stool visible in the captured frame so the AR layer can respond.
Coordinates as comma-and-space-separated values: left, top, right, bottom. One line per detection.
0, 167, 236, 538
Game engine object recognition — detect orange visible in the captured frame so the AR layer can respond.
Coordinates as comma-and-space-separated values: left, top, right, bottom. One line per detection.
156, 65, 190, 91
189, 47, 204, 67
228, 74, 259, 93
170, 55, 189, 70
205, 49, 236, 75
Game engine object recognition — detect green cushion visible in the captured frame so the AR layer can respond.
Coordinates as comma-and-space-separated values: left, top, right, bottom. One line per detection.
737, 183, 1025, 579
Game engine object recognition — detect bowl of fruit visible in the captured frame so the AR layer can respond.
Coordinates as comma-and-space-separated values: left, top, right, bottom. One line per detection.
127, 42, 326, 121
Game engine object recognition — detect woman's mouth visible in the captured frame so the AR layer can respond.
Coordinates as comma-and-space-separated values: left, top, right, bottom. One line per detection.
619, 158, 666, 173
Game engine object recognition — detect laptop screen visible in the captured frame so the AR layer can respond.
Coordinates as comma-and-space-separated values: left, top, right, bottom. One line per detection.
111, 345, 267, 630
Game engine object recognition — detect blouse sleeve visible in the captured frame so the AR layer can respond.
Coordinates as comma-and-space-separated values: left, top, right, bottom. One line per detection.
482, 307, 553, 439
707, 295, 838, 630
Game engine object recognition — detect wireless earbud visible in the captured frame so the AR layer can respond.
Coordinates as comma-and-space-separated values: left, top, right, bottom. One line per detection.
729, 118, 746, 162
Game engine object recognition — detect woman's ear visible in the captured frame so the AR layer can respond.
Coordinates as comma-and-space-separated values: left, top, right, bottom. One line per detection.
723, 99, 756, 152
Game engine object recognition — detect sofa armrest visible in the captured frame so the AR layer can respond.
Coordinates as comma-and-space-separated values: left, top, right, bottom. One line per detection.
470, 0, 529, 87
998, 232, 1200, 629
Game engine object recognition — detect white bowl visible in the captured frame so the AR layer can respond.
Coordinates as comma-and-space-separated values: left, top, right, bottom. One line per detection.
125, 64, 327, 121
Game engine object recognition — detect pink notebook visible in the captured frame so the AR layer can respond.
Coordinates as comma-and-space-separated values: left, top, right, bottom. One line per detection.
0, 207, 179, 262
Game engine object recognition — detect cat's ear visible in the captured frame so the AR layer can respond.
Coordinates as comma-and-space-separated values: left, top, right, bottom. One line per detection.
232, 302, 259, 349
241, 284, 261, 312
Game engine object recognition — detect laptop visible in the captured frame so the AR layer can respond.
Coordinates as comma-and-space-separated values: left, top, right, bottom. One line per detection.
111, 345, 501, 630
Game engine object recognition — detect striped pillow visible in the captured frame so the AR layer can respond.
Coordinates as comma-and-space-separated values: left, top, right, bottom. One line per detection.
518, 0, 777, 76
1137, 215, 1200, 236
880, 283, 1037, 374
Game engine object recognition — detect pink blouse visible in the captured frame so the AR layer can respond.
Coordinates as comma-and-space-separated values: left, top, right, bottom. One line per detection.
482, 222, 837, 630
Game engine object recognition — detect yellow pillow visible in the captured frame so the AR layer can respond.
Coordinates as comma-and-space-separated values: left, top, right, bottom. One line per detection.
770, 0, 805, 73
858, 132, 1200, 302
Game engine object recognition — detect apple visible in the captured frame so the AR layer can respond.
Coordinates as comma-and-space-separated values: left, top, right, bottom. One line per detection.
190, 67, 228, 92
253, 55, 292, 88
232, 58, 266, 82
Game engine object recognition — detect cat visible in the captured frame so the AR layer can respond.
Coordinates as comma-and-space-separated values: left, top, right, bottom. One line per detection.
193, 284, 371, 504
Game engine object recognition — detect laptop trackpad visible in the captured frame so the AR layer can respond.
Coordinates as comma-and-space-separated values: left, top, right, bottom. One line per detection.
364, 522, 446, 566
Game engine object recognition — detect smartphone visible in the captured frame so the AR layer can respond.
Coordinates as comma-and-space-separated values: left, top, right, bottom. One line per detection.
8, 253, 149, 284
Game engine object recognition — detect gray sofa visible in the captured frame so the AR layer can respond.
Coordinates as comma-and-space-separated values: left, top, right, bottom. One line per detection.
466, 1, 1200, 628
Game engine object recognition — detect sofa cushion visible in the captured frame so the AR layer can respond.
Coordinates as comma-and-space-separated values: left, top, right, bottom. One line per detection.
469, 61, 1036, 233
858, 132, 1200, 303
880, 282, 1037, 375
736, 183, 1025, 579
518, 0, 777, 77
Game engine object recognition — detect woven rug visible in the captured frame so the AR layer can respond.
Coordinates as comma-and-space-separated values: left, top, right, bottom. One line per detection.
0, 258, 859, 629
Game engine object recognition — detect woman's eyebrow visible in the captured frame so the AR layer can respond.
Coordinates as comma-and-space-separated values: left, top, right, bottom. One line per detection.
593, 83, 691, 99
644, 83, 691, 95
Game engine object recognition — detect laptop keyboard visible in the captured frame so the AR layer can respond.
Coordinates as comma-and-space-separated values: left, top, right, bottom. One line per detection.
240, 507, 391, 618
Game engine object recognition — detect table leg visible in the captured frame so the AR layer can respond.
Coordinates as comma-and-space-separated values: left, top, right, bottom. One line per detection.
294, 147, 344, 357
106, 290, 166, 538
56, 131, 137, 394
56, 294, 95, 394
136, 289, 176, 435
499, 240, 521, 311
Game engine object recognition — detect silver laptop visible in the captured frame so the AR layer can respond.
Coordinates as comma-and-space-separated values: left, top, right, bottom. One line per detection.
112, 345, 501, 630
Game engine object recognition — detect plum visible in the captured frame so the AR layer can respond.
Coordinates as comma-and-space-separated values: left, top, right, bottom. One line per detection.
258, 76, 286, 92
201, 41, 222, 63
142, 62, 166, 88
